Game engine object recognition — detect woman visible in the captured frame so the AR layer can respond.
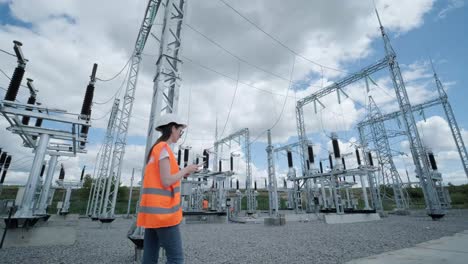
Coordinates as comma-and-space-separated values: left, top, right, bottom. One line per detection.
137, 113, 199, 264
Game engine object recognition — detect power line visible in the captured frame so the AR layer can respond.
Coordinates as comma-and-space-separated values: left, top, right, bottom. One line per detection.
219, 60, 240, 139
0, 68, 11, 80
185, 23, 322, 87
218, 0, 348, 74
0, 48, 16, 58
95, 56, 132, 82
93, 62, 130, 105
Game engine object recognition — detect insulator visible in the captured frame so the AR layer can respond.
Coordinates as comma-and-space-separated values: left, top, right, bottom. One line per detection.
222, 181, 225, 188
32, 114, 43, 141
308, 145, 314, 164
254, 181, 257, 191
319, 161, 323, 173
177, 149, 182, 166
367, 152, 374, 166
198, 178, 201, 181
21, 95, 36, 125
332, 138, 340, 158
80, 166, 86, 181
236, 179, 239, 190
0, 155, 12, 184
0, 152, 7, 168
287, 151, 293, 168
428, 152, 438, 170
80, 64, 98, 117
0, 148, 2, 155
215, 182, 218, 189
195, 157, 199, 165
283, 178, 287, 188
355, 149, 361, 165
230, 179, 233, 188
211, 180, 214, 188
40, 163, 46, 177
59, 164, 65, 180
353, 176, 356, 183
306, 161, 310, 170
203, 149, 209, 169
4, 66, 25, 101
328, 154, 333, 169
342, 157, 346, 170
264, 178, 267, 188
218, 160, 222, 172
184, 148, 189, 167
80, 125, 90, 147
230, 156, 234, 171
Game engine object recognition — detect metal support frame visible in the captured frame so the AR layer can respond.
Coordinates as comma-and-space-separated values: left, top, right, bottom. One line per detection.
214, 128, 255, 213
35, 154, 59, 215
265, 130, 279, 216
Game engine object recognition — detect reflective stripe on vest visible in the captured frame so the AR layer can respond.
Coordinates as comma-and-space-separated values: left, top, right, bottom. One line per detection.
136, 142, 182, 229
141, 186, 181, 197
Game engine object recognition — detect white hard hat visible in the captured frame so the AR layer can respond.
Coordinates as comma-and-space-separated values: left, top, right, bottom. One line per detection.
155, 113, 187, 131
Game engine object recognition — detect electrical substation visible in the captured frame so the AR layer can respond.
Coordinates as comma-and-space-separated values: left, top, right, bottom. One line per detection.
1, 1, 468, 263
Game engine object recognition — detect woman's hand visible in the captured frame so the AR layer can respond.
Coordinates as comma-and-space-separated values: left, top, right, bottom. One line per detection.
182, 164, 200, 178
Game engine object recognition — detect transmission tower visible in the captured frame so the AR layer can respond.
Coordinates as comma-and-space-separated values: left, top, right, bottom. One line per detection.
367, 96, 408, 210
88, 99, 119, 220
376, 9, 443, 218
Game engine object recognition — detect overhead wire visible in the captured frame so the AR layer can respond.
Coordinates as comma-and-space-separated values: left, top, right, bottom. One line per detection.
218, 0, 348, 74
0, 48, 16, 58
93, 62, 130, 105
95, 56, 132, 82
219, 60, 240, 139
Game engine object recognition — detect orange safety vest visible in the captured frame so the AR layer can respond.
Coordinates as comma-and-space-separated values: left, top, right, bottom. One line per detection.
202, 200, 208, 209
137, 142, 182, 228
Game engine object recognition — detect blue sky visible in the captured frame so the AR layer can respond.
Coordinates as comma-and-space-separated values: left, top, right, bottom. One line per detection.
0, 0, 467, 187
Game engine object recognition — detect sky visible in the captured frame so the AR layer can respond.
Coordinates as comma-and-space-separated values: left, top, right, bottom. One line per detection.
0, 0, 467, 189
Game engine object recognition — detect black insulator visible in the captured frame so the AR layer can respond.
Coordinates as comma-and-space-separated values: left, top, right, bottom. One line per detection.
319, 161, 323, 173
353, 175, 356, 183
21, 95, 36, 125
230, 156, 234, 171
198, 178, 201, 181
332, 138, 340, 158
254, 181, 257, 190
367, 152, 374, 166
80, 84, 95, 117
32, 115, 43, 140
203, 149, 209, 169
342, 157, 346, 170
215, 182, 218, 189
328, 154, 333, 169
287, 151, 293, 168
283, 178, 287, 188
0, 152, 7, 168
80, 166, 86, 181
307, 161, 310, 170
59, 164, 65, 180
40, 163, 46, 177
264, 178, 267, 188
177, 149, 182, 166
211, 180, 214, 188
356, 149, 361, 165
0, 155, 12, 184
308, 145, 314, 163
183, 149, 189, 167
428, 152, 438, 170
230, 179, 233, 188
222, 181, 225, 188
80, 125, 90, 147
218, 160, 222, 172
184, 149, 189, 167
195, 157, 199, 165
4, 66, 25, 101
236, 179, 239, 190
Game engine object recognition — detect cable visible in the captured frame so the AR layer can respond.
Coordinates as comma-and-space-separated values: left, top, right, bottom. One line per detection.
91, 107, 114, 121
219, 60, 240, 139
218, 0, 348, 74
96, 56, 132, 82
182, 55, 296, 99
0, 68, 11, 80
185, 23, 323, 89
93, 63, 130, 105
179, 81, 192, 146
0, 48, 16, 58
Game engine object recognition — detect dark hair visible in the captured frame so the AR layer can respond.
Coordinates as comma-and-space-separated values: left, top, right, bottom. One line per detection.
146, 122, 183, 163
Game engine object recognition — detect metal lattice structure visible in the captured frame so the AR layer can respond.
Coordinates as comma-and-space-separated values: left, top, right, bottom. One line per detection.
214, 128, 255, 213
376, 10, 443, 217
88, 99, 119, 219
265, 130, 279, 216
129, 0, 187, 247
367, 96, 408, 210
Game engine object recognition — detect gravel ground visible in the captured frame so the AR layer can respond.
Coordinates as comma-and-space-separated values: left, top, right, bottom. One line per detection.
1, 210, 468, 264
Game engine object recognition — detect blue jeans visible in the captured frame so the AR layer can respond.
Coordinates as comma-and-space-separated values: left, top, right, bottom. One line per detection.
142, 224, 184, 264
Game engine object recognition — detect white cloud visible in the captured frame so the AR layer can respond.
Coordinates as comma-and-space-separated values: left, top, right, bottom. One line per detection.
437, 0, 465, 19
0, 0, 441, 188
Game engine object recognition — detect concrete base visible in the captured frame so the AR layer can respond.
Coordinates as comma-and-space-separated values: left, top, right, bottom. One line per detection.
0, 213, 78, 248
183, 214, 226, 224
264, 216, 286, 226
324, 213, 381, 224
347, 230, 468, 264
